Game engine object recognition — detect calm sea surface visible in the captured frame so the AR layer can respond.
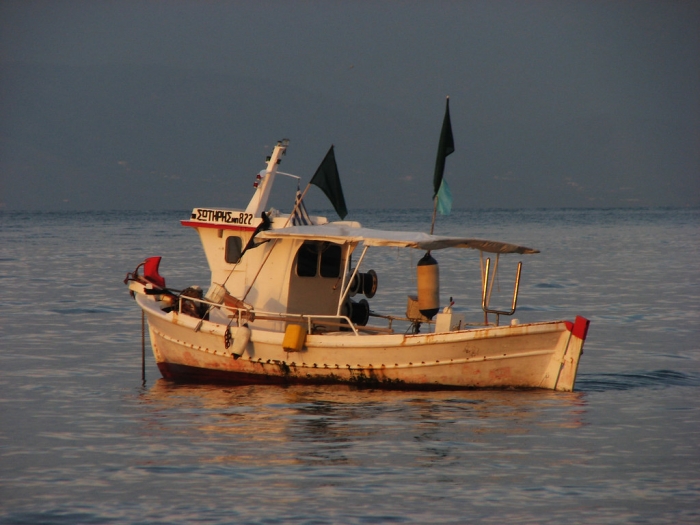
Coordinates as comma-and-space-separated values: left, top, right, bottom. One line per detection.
1, 208, 698, 524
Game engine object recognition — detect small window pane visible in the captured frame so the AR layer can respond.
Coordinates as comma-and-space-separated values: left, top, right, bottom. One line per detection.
296, 242, 318, 277
225, 236, 243, 263
320, 243, 342, 278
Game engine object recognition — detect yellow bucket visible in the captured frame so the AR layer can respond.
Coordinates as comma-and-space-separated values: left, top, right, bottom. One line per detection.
283, 324, 306, 352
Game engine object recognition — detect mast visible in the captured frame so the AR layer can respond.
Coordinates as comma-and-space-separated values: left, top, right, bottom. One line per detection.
245, 139, 289, 216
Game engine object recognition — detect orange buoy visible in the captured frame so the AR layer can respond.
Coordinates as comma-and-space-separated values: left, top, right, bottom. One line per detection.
417, 252, 440, 319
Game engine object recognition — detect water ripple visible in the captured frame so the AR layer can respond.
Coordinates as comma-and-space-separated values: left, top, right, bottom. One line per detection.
577, 370, 700, 392
2, 208, 699, 525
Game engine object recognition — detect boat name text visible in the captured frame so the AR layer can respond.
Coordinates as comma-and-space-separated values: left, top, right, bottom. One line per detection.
193, 209, 254, 225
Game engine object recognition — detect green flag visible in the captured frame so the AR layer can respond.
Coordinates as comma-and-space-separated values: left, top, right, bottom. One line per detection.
436, 178, 453, 215
433, 97, 455, 198
310, 145, 348, 219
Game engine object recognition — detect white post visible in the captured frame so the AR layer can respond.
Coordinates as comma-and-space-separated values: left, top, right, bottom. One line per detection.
245, 139, 289, 216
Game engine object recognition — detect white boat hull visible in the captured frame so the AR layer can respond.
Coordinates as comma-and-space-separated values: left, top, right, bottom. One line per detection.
138, 296, 588, 391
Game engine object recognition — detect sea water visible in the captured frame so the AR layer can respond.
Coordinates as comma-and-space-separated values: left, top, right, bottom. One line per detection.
0, 208, 698, 524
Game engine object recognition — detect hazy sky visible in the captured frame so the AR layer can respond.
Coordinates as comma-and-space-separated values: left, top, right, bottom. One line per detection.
1, 1, 698, 212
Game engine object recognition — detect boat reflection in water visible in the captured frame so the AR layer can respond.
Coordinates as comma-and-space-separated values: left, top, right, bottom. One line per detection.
139, 380, 587, 468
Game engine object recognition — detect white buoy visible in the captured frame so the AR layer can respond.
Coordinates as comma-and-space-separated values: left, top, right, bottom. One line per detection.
231, 324, 251, 358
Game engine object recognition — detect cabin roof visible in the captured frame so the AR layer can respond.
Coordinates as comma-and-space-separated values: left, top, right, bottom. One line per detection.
257, 224, 539, 254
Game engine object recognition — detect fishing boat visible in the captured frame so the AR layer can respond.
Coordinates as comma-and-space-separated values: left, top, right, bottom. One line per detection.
125, 137, 589, 391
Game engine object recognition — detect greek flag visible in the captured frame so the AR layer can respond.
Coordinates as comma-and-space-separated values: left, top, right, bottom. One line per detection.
291, 190, 312, 226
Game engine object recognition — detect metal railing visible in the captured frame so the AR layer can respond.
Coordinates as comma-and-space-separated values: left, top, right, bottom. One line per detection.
177, 293, 393, 336
481, 257, 522, 327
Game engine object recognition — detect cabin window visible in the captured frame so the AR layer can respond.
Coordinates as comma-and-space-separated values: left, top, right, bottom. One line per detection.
296, 242, 318, 277
319, 244, 342, 278
295, 241, 343, 278
225, 236, 243, 263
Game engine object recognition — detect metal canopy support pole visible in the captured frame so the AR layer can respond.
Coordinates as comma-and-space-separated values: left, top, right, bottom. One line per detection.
337, 245, 369, 316
486, 253, 500, 308
242, 182, 313, 302
336, 243, 353, 315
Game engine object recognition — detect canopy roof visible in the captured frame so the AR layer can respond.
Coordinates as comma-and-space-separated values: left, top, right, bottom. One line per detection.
257, 224, 539, 254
